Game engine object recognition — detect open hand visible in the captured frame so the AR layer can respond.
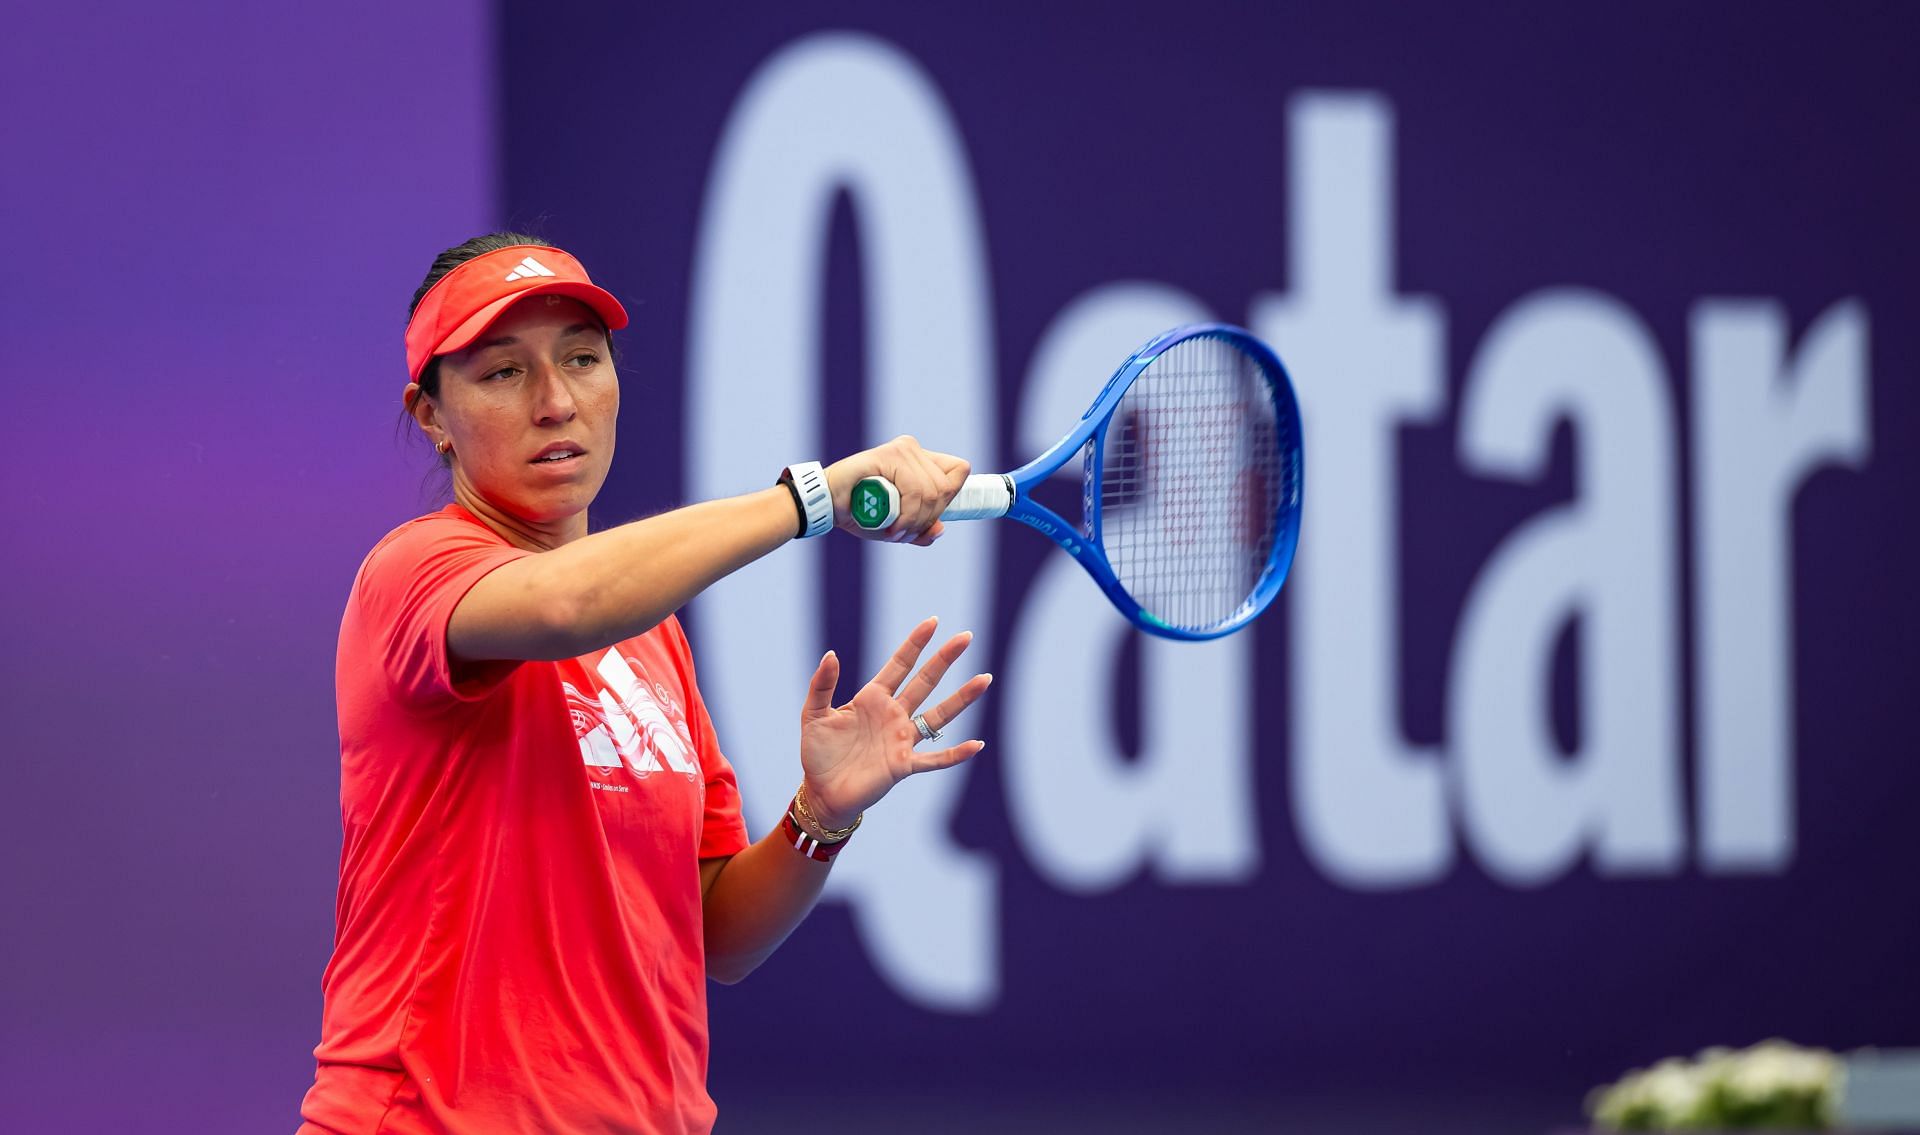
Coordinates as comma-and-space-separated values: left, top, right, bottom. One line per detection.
797, 617, 992, 830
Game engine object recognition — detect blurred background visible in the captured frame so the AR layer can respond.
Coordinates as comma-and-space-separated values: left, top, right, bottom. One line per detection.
3, 2, 1916, 1132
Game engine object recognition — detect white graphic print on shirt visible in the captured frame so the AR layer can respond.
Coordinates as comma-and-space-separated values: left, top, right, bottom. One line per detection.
564, 649, 699, 780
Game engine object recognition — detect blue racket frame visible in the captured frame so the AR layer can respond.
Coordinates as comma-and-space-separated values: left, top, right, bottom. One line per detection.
1002, 322, 1304, 641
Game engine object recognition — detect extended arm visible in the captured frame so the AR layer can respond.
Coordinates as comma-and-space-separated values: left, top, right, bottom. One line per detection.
451, 487, 796, 662
449, 438, 968, 663
699, 619, 991, 983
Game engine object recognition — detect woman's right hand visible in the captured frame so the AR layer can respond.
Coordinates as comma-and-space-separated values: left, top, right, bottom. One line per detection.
824, 435, 971, 546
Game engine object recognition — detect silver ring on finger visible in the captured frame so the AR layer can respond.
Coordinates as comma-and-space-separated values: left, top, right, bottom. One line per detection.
912, 713, 941, 743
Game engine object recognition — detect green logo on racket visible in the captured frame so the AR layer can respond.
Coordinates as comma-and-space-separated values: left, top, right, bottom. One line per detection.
851, 478, 892, 529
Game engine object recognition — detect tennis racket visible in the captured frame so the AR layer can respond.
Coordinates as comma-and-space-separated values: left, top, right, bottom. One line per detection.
850, 322, 1303, 641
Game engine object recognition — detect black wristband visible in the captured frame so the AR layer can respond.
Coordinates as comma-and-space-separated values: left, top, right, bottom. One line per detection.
777, 475, 808, 539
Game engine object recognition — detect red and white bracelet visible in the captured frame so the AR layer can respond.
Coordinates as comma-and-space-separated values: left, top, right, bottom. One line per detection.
781, 809, 847, 862
782, 786, 862, 862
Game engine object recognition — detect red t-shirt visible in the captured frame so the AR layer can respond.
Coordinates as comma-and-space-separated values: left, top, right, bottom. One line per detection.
300, 504, 751, 1135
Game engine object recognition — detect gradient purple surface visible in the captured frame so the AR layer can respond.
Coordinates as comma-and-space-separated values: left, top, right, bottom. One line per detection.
3, 3, 1917, 1134
1, 5, 494, 1131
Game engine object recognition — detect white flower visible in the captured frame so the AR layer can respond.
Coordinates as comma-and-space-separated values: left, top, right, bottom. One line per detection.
1641, 1058, 1713, 1124
1589, 1040, 1839, 1130
1725, 1039, 1837, 1102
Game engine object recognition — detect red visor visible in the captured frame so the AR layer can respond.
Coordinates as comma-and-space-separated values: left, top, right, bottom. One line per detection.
404, 244, 629, 384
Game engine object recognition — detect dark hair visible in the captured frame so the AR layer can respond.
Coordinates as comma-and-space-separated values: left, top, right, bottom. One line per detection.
408, 231, 555, 401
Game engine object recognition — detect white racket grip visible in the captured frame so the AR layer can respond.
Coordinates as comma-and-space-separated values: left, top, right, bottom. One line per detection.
851, 473, 1013, 529
942, 473, 1014, 521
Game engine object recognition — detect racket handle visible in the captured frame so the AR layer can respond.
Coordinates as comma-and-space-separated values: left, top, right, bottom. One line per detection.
851, 473, 1013, 529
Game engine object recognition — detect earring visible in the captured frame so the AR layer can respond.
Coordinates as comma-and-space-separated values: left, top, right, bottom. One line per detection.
436, 439, 452, 455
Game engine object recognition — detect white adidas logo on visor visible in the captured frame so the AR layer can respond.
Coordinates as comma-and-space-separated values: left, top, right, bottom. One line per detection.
503, 255, 557, 282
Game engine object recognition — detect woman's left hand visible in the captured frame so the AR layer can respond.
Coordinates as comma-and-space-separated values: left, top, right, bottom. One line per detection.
797, 617, 992, 831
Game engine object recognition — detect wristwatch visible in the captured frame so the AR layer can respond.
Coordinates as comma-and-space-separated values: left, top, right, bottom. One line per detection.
778, 461, 834, 539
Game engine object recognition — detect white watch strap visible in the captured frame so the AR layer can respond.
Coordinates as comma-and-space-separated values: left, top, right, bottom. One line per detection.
783, 461, 834, 538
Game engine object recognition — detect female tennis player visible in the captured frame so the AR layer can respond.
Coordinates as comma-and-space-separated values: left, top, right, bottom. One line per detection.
297, 233, 991, 1135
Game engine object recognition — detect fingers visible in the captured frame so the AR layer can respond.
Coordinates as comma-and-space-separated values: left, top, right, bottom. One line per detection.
902, 443, 958, 535
801, 650, 840, 721
928, 449, 972, 481
913, 671, 993, 736
825, 436, 970, 544
910, 738, 987, 776
915, 443, 970, 534
897, 631, 973, 714
872, 437, 941, 539
868, 616, 939, 695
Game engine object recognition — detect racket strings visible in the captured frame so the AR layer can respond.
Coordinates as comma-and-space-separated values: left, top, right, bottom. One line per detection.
1096, 335, 1283, 632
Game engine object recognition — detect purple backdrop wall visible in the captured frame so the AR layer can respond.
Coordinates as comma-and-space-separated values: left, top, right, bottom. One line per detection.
3, 3, 1916, 1133
0, 5, 494, 1132
501, 3, 1919, 1132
